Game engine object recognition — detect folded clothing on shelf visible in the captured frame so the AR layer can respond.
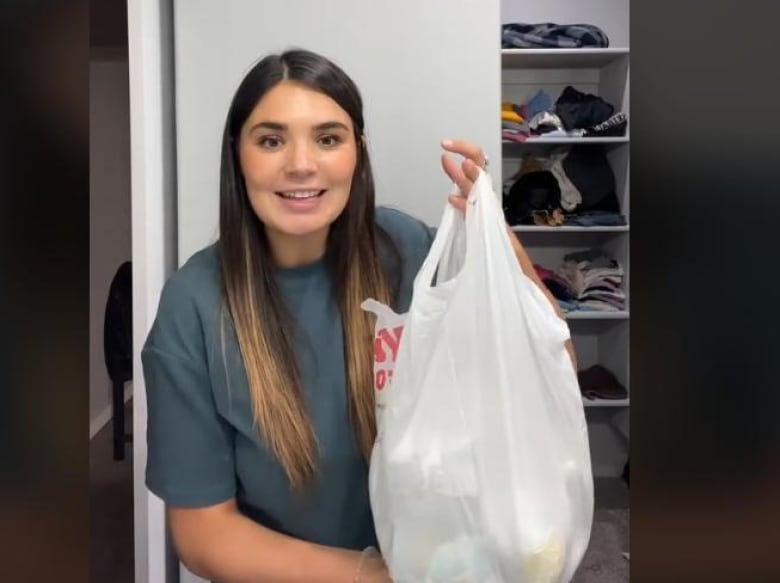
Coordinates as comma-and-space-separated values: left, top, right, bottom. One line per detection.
502, 120, 527, 132
577, 365, 627, 400
502, 130, 530, 143
502, 145, 622, 225
528, 111, 565, 135
504, 89, 626, 137
502, 100, 524, 116
503, 153, 571, 224
562, 247, 617, 266
562, 210, 627, 227
556, 299, 578, 312
584, 112, 628, 137
501, 111, 530, 142
535, 128, 587, 138
532, 248, 626, 313
502, 89, 629, 143
534, 264, 577, 302
548, 150, 581, 211
562, 145, 620, 213
501, 109, 524, 124
501, 22, 610, 49
555, 85, 614, 131
524, 89, 553, 120
505, 170, 561, 224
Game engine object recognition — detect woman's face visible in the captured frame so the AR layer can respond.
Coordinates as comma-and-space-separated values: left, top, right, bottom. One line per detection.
238, 80, 358, 248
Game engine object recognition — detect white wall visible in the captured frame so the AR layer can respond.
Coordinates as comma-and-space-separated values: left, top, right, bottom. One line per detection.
501, 0, 629, 46
173, 0, 502, 262
90, 51, 132, 438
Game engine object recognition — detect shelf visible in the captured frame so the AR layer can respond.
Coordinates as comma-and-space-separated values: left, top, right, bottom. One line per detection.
500, 40, 631, 477
512, 225, 629, 233
503, 136, 629, 145
502, 137, 628, 158
583, 397, 629, 408
565, 311, 629, 320
501, 48, 629, 70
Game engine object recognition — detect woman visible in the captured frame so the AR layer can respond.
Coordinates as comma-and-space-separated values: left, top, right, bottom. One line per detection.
142, 48, 574, 583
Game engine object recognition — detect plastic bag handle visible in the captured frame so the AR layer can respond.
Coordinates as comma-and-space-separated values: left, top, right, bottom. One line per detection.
360, 298, 398, 320
463, 169, 522, 274
412, 197, 462, 293
414, 169, 512, 292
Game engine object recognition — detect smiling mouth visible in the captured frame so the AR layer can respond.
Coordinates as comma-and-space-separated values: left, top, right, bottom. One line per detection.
275, 190, 326, 200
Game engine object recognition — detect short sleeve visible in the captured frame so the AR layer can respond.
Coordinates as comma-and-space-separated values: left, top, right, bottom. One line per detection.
142, 270, 236, 507
143, 347, 236, 507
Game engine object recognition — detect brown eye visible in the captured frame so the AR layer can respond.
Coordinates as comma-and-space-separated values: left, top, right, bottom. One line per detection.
258, 136, 283, 150
318, 134, 341, 148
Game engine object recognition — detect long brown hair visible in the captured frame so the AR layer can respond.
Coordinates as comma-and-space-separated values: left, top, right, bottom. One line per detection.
218, 49, 398, 491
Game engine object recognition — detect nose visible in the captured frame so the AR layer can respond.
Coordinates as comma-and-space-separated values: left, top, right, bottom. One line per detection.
284, 140, 317, 178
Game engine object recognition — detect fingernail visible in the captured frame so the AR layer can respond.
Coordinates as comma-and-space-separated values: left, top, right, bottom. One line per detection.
442, 139, 453, 148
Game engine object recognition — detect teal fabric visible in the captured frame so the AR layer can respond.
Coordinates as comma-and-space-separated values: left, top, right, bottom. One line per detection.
142, 207, 434, 550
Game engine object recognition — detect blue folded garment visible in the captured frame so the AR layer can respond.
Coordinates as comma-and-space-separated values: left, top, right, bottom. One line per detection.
502, 23, 610, 49
563, 211, 627, 227
525, 90, 553, 120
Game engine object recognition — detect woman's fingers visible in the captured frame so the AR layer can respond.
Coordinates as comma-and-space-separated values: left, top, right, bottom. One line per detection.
441, 139, 485, 213
448, 194, 467, 212
461, 158, 481, 183
441, 139, 486, 168
442, 154, 483, 210
441, 152, 471, 196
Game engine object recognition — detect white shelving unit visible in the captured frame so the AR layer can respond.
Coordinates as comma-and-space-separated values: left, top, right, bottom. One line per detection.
584, 398, 630, 407
504, 136, 629, 144
566, 311, 630, 320
501, 47, 629, 69
501, 46, 630, 478
512, 225, 629, 233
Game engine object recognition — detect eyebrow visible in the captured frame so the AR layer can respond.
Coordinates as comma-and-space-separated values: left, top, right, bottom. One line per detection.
248, 121, 350, 133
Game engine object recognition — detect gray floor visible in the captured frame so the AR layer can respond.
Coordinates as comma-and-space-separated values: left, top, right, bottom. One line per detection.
89, 402, 628, 582
573, 483, 630, 583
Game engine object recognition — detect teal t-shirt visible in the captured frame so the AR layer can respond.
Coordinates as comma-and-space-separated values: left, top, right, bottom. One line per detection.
142, 207, 434, 550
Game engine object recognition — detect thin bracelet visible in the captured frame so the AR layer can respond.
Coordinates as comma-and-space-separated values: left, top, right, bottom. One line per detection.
353, 546, 380, 583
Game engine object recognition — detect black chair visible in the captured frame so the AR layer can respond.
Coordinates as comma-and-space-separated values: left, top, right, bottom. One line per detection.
103, 260, 133, 460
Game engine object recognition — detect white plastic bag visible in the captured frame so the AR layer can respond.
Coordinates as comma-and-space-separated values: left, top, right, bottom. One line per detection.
362, 170, 593, 583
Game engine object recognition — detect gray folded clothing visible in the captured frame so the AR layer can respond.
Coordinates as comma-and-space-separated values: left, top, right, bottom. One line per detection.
578, 365, 627, 400
563, 248, 610, 265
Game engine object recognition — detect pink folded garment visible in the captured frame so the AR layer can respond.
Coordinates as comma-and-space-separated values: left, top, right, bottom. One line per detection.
502, 130, 529, 143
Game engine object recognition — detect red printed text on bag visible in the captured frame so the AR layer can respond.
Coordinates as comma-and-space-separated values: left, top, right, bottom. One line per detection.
374, 325, 404, 391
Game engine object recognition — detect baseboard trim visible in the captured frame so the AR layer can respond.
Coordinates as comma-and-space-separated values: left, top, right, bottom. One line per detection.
90, 383, 133, 440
